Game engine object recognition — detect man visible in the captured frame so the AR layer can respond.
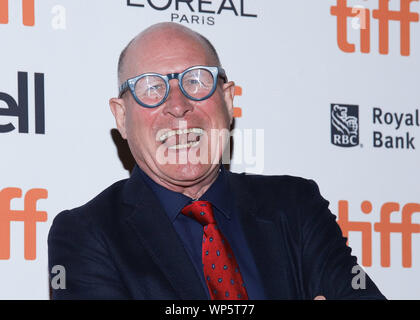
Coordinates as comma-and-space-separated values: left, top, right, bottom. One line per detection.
48, 22, 385, 300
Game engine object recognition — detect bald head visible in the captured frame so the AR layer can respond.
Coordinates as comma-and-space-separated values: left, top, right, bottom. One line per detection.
117, 22, 221, 87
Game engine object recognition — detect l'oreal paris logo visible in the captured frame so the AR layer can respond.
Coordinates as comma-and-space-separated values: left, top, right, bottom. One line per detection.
127, 0, 257, 25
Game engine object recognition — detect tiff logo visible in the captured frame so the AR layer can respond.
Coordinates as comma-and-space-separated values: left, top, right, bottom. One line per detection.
233, 85, 242, 118
0, 72, 45, 134
0, 188, 48, 260
0, 0, 67, 29
338, 200, 420, 268
0, 0, 35, 26
331, 0, 420, 56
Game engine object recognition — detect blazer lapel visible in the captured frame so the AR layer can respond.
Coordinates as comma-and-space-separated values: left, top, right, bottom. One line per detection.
227, 172, 298, 299
121, 167, 208, 300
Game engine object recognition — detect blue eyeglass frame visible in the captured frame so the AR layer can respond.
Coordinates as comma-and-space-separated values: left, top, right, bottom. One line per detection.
118, 65, 227, 108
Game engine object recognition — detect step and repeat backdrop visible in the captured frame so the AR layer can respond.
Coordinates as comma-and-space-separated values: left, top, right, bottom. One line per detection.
1, 0, 419, 299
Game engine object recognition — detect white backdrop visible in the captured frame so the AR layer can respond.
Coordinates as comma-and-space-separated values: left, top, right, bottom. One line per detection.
0, 0, 419, 299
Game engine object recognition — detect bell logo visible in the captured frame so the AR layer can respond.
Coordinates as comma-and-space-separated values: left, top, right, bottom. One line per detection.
331, 0, 420, 56
0, 72, 45, 134
0, 0, 35, 26
337, 200, 420, 268
0, 188, 48, 260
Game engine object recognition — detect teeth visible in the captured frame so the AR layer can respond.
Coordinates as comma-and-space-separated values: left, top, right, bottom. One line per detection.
159, 128, 204, 142
168, 141, 200, 150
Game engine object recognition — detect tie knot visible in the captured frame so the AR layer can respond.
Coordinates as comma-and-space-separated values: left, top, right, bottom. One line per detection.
181, 200, 216, 226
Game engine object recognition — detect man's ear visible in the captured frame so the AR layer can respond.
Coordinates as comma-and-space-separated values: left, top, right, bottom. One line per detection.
222, 81, 235, 125
109, 97, 128, 139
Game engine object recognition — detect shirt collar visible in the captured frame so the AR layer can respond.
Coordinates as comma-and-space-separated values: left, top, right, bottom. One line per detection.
199, 166, 231, 220
137, 165, 232, 222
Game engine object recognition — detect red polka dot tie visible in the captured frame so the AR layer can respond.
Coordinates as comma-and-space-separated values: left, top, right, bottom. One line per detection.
181, 200, 249, 300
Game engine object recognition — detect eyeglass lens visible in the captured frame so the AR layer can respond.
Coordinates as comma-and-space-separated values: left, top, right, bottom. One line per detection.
134, 68, 215, 106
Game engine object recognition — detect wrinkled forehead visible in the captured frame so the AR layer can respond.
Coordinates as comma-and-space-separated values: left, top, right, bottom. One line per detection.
121, 28, 218, 81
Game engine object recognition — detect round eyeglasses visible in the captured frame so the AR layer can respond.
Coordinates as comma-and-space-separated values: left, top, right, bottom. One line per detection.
118, 65, 227, 108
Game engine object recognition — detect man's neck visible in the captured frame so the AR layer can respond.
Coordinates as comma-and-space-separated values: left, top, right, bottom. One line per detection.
137, 163, 221, 200
180, 172, 219, 200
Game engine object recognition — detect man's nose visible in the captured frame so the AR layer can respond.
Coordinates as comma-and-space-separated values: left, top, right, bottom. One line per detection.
162, 81, 194, 118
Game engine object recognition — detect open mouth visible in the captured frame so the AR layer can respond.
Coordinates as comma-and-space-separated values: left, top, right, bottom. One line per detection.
158, 128, 204, 150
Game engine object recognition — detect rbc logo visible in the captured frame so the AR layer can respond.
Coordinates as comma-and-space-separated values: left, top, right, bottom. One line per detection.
331, 103, 359, 147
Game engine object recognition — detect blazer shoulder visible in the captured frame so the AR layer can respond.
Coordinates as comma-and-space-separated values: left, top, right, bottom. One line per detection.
51, 178, 129, 230
47, 178, 133, 299
228, 171, 324, 207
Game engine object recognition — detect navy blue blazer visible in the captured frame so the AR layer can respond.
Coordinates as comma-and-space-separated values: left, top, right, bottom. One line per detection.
48, 167, 385, 299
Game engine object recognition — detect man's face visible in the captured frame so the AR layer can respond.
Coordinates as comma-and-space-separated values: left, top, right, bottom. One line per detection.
111, 29, 234, 191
